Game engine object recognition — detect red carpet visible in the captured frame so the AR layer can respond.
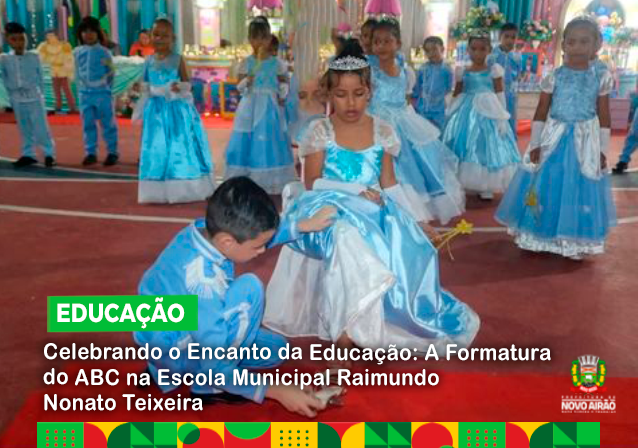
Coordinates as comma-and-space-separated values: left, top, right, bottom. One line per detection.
0, 112, 234, 129
1, 361, 636, 447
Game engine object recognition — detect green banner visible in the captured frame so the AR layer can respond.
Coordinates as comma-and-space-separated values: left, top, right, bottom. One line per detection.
47, 296, 198, 332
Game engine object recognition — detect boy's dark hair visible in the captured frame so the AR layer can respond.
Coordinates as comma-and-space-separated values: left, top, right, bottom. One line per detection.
139, 29, 149, 37
423, 36, 444, 48
500, 23, 518, 35
5, 22, 26, 36
77, 16, 106, 45
153, 18, 174, 33
205, 177, 279, 243
372, 17, 401, 42
323, 39, 371, 92
249, 16, 271, 40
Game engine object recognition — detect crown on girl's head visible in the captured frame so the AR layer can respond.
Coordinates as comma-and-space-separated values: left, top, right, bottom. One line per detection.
328, 55, 370, 71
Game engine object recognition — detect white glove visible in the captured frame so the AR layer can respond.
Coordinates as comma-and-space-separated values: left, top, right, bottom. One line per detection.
530, 121, 545, 149
237, 77, 250, 95
278, 82, 289, 100
599, 128, 610, 156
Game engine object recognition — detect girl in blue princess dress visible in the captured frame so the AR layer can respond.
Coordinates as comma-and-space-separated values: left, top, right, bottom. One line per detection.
136, 19, 215, 204
224, 17, 295, 195
264, 42, 479, 355
368, 20, 464, 225
442, 31, 521, 200
496, 18, 616, 259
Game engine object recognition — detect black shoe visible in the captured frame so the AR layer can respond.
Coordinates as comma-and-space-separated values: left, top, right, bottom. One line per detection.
13, 156, 38, 168
45, 156, 57, 168
82, 155, 98, 166
191, 391, 249, 406
612, 161, 628, 175
103, 154, 119, 166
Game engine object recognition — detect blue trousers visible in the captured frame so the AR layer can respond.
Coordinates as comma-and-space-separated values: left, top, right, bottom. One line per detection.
620, 111, 638, 164
144, 274, 287, 401
79, 92, 118, 156
13, 99, 55, 158
506, 92, 518, 139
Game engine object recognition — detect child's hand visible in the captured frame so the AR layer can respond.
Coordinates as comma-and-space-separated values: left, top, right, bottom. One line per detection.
359, 188, 384, 205
600, 153, 607, 170
299, 206, 336, 233
265, 384, 326, 418
171, 82, 181, 93
529, 147, 541, 164
419, 222, 441, 244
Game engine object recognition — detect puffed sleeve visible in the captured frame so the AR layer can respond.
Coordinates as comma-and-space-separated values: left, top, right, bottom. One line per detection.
374, 118, 401, 157
454, 65, 465, 82
490, 63, 505, 79
299, 118, 331, 157
540, 71, 555, 94
598, 70, 614, 96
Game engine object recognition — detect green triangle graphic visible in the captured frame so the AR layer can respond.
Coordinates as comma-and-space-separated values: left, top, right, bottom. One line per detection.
554, 423, 577, 445
387, 424, 410, 446
131, 423, 154, 446
365, 423, 388, 446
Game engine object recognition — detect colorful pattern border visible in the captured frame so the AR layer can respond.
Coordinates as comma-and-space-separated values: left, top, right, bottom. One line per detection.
35, 422, 600, 447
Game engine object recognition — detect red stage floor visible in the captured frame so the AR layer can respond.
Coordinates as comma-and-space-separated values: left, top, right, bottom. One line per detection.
0, 115, 637, 445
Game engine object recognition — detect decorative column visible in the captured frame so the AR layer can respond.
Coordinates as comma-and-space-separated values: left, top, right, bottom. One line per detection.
43, 0, 56, 31
158, 0, 167, 16
141, 0, 155, 30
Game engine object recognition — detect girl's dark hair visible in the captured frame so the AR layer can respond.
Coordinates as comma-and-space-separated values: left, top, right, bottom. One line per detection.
322, 39, 371, 91
500, 22, 518, 34
205, 176, 279, 243
5, 22, 26, 35
249, 16, 271, 40
468, 31, 491, 46
77, 16, 106, 45
563, 17, 601, 44
372, 17, 401, 42
361, 18, 378, 31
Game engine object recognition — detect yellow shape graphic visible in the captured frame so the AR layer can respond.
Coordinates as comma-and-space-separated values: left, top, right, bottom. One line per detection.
176, 422, 225, 448
509, 422, 549, 442
341, 422, 365, 448
87, 422, 127, 441
272, 422, 318, 448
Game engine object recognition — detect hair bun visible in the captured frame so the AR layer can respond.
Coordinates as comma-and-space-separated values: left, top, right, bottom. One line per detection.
336, 38, 366, 60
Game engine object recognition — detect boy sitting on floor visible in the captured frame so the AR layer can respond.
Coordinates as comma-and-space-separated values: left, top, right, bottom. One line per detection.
134, 176, 335, 417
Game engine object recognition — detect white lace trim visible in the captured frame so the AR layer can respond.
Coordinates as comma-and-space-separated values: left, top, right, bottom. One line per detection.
458, 162, 518, 193
224, 165, 297, 194
510, 230, 606, 258
185, 256, 229, 298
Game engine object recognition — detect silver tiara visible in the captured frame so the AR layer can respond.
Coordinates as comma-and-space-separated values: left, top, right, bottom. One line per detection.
328, 55, 369, 71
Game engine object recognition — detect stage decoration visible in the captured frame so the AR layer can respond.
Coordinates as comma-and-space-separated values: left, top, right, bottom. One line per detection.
465, 5, 506, 31
613, 27, 638, 47
520, 19, 554, 47
196, 0, 227, 8
451, 21, 469, 41
248, 0, 283, 12
364, 0, 402, 18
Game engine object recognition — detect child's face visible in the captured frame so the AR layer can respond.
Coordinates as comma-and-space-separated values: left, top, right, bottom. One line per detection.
6, 33, 27, 54
562, 26, 597, 66
223, 230, 276, 263
372, 29, 400, 62
249, 34, 271, 56
139, 32, 150, 46
361, 25, 373, 54
151, 23, 174, 54
468, 38, 491, 65
46, 33, 59, 45
81, 29, 99, 45
424, 42, 444, 63
500, 30, 518, 52
299, 78, 323, 110
330, 73, 369, 123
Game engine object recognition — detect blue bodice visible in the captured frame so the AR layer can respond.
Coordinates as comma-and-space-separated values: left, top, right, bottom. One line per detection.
144, 54, 181, 86
549, 67, 600, 123
323, 139, 385, 187
463, 69, 495, 95
369, 55, 408, 111
243, 56, 280, 91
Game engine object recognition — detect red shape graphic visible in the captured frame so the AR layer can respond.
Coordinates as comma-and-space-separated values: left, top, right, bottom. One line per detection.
506, 423, 530, 448
185, 428, 224, 447
411, 423, 453, 448
83, 423, 107, 448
